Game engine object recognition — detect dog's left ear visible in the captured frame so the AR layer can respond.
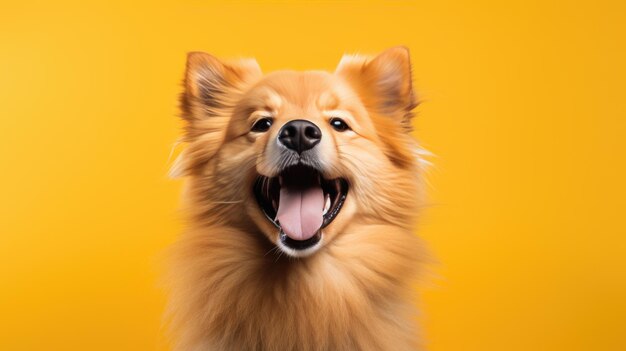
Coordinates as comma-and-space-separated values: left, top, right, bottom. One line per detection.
335, 46, 417, 130
336, 47, 419, 168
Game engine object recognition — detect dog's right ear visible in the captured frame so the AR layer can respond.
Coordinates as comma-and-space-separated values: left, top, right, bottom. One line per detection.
181, 52, 262, 125
172, 52, 261, 178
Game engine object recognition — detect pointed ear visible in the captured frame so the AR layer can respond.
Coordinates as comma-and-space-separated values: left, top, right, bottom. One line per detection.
182, 52, 262, 122
173, 52, 261, 177
335, 46, 417, 128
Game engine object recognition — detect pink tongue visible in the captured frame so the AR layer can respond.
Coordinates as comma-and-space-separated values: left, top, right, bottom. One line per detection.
276, 185, 324, 241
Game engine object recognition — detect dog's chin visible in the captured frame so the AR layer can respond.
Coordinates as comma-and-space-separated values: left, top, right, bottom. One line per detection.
276, 230, 324, 258
254, 164, 348, 258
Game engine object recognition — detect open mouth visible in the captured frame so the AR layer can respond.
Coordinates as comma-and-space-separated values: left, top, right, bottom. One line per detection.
254, 165, 348, 253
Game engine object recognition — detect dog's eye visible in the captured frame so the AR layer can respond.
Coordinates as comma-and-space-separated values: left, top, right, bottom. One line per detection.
329, 118, 350, 132
251, 118, 273, 133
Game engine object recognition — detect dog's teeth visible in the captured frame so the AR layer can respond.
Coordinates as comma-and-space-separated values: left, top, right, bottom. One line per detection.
323, 194, 331, 215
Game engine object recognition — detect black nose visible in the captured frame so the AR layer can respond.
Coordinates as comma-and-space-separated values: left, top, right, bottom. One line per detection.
278, 119, 322, 154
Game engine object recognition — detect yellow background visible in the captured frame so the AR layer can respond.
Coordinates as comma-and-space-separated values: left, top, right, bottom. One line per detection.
1, 1, 625, 350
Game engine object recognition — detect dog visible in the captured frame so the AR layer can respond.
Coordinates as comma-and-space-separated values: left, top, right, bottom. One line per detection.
166, 47, 428, 350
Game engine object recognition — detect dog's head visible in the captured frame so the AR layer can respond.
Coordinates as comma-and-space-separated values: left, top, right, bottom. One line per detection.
173, 47, 423, 257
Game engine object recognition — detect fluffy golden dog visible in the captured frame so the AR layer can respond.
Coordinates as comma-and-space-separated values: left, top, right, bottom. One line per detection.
166, 47, 428, 350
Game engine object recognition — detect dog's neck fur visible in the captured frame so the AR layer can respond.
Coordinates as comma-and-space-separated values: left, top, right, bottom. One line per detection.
167, 216, 423, 351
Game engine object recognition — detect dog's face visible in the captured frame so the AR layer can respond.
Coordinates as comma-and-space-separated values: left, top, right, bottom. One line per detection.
174, 48, 421, 257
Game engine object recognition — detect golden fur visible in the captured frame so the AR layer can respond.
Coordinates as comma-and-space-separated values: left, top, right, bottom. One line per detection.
166, 47, 427, 350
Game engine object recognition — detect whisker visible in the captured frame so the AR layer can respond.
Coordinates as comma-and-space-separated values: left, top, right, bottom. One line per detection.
264, 246, 280, 257
274, 249, 284, 263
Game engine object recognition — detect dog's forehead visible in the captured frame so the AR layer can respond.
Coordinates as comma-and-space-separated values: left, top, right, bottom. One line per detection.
249, 71, 353, 112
